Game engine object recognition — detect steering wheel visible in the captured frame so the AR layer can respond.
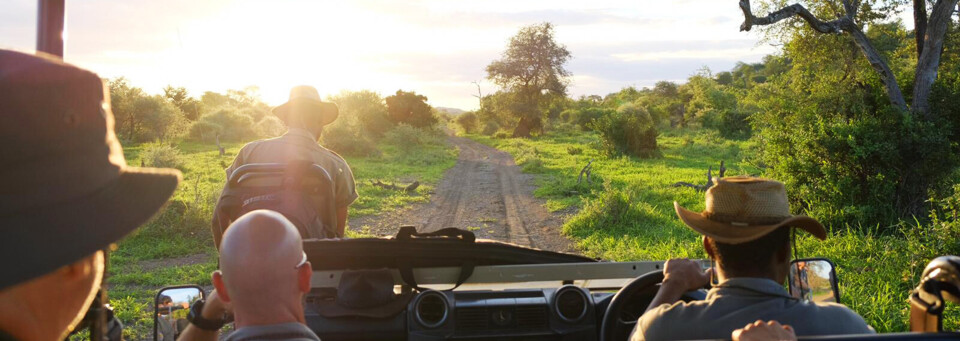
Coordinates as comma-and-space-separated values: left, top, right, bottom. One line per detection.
600, 270, 706, 341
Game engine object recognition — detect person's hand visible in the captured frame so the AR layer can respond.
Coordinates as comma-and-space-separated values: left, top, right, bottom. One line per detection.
201, 290, 233, 321
661, 258, 712, 292
732, 320, 797, 341
181, 302, 190, 309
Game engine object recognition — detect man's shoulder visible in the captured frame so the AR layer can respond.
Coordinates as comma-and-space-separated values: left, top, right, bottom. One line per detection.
806, 301, 872, 325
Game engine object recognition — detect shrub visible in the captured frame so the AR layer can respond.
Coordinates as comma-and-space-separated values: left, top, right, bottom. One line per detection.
494, 131, 511, 139
189, 109, 257, 142
384, 124, 444, 147
188, 121, 223, 142
755, 106, 956, 231
141, 142, 184, 170
567, 146, 583, 155
321, 121, 378, 157
456, 112, 479, 134
255, 116, 286, 138
482, 121, 500, 136
590, 103, 660, 158
575, 107, 614, 131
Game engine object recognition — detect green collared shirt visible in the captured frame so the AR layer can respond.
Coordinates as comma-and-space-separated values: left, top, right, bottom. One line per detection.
225, 128, 358, 208
631, 277, 874, 341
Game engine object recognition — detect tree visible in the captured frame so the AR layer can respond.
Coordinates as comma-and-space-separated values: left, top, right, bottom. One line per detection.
328, 90, 393, 137
740, 0, 958, 225
486, 22, 572, 137
739, 0, 957, 118
108, 77, 145, 140
385, 90, 437, 128
163, 85, 202, 121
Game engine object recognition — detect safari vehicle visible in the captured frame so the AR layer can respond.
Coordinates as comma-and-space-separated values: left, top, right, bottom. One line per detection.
21, 0, 960, 340
153, 229, 960, 341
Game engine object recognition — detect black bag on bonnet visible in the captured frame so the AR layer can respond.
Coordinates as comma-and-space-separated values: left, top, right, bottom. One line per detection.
212, 161, 339, 248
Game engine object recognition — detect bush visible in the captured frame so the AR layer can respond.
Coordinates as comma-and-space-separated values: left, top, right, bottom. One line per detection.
456, 112, 479, 134
188, 121, 223, 142
567, 146, 583, 155
321, 121, 378, 157
255, 116, 286, 138
575, 107, 615, 131
141, 143, 184, 170
755, 106, 956, 231
384, 124, 444, 147
482, 121, 500, 136
188, 109, 257, 142
494, 131, 511, 139
591, 103, 660, 158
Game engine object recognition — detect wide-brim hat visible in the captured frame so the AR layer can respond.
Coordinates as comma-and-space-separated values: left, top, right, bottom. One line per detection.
315, 269, 412, 319
0, 50, 181, 290
272, 85, 339, 127
674, 176, 826, 244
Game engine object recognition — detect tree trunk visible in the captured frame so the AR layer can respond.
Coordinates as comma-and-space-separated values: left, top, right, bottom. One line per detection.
912, 0, 960, 119
915, 0, 928, 57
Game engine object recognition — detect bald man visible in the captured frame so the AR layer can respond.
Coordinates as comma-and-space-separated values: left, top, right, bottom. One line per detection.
180, 210, 320, 340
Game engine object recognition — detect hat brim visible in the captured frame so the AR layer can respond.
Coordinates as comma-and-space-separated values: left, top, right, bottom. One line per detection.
273, 98, 339, 127
1, 167, 180, 290
674, 202, 826, 244
315, 292, 413, 319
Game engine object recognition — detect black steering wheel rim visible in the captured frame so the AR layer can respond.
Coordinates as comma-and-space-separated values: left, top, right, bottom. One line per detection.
600, 270, 665, 341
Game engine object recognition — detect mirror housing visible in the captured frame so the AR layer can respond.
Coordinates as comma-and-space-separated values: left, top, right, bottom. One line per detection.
155, 285, 205, 341
788, 258, 841, 304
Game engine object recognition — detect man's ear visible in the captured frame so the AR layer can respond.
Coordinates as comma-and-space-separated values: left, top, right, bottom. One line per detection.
298, 262, 312, 293
61, 251, 101, 282
212, 271, 231, 303
703, 237, 715, 260
775, 238, 791, 263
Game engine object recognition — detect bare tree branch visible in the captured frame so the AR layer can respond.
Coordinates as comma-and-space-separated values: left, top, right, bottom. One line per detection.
739, 0, 844, 33
739, 0, 908, 111
913, 0, 960, 118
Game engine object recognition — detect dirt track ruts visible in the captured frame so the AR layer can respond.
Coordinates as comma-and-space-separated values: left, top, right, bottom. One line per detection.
349, 136, 575, 253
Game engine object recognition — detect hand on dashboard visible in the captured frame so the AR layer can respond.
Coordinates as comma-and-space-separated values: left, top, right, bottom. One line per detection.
662, 258, 712, 292
731, 320, 797, 341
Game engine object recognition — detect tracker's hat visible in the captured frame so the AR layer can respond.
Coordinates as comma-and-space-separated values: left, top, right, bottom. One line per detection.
314, 269, 412, 319
272, 85, 339, 127
0, 50, 181, 290
674, 176, 826, 244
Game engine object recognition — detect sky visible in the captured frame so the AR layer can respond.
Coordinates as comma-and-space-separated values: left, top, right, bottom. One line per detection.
1, 0, 781, 110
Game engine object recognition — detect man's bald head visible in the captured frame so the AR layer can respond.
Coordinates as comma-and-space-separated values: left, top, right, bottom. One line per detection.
214, 210, 311, 323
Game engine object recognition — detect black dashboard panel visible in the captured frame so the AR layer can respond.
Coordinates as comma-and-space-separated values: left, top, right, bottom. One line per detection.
408, 286, 598, 341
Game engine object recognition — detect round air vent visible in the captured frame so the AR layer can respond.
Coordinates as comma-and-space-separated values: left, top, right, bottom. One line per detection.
415, 290, 449, 328
554, 285, 588, 323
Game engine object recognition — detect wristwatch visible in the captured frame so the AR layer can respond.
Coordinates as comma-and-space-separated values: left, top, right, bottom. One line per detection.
187, 299, 227, 331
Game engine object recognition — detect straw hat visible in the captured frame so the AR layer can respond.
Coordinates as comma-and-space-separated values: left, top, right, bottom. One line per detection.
0, 50, 181, 290
674, 176, 826, 244
272, 85, 339, 127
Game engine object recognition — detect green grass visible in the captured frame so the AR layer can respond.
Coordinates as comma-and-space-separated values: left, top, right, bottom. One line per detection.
107, 134, 457, 339
469, 128, 960, 333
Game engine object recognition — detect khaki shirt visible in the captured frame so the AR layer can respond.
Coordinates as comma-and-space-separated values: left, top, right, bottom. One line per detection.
225, 128, 358, 209
631, 277, 874, 340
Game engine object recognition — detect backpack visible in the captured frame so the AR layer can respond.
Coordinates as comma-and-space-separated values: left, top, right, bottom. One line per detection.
212, 160, 339, 248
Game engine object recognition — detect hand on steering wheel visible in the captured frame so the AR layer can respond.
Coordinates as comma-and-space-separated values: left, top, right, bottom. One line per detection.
600, 259, 711, 341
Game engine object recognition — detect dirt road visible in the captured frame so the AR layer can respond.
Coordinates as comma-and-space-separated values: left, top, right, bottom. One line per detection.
349, 136, 576, 253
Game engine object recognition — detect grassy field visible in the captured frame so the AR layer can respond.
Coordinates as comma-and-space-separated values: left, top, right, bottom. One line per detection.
108, 135, 457, 339
469, 128, 959, 332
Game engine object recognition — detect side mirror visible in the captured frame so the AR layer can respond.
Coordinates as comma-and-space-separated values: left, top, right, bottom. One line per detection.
788, 258, 840, 304
155, 285, 205, 341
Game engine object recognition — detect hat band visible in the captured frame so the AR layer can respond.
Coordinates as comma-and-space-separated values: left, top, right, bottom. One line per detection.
703, 211, 790, 226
